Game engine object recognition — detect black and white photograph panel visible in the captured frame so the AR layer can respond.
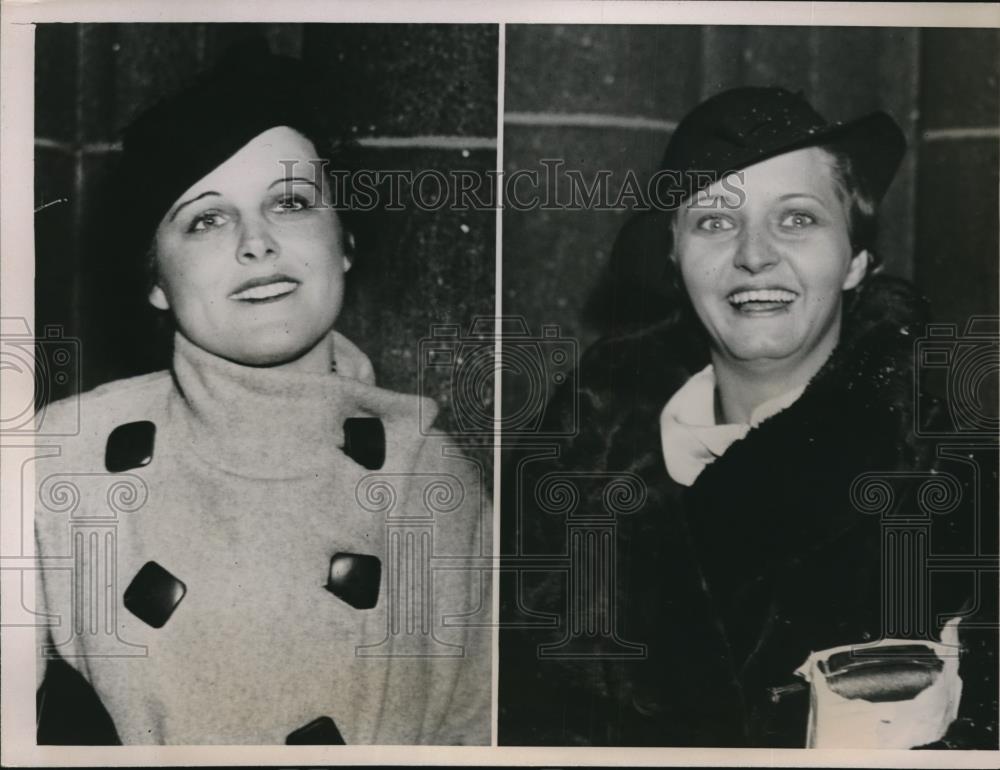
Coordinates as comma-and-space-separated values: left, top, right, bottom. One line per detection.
499, 25, 999, 749
32, 23, 495, 746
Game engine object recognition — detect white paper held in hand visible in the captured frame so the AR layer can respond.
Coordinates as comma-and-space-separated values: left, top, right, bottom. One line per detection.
795, 617, 963, 748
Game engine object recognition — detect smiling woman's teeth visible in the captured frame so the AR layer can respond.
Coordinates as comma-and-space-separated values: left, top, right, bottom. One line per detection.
728, 289, 797, 306
230, 281, 298, 301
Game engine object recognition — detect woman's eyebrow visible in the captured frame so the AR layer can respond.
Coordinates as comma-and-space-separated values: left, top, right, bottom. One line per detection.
777, 192, 825, 204
269, 176, 322, 192
169, 191, 219, 221
685, 192, 735, 212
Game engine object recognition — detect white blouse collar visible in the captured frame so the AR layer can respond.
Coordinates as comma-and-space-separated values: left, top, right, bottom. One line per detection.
659, 364, 805, 486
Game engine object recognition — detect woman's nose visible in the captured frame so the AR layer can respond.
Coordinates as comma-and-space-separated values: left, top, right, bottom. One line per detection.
733, 230, 779, 274
236, 219, 280, 264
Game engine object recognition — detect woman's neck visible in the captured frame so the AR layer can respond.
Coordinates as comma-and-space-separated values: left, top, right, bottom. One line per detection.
187, 331, 338, 374
711, 334, 838, 424
168, 329, 385, 479
276, 333, 337, 373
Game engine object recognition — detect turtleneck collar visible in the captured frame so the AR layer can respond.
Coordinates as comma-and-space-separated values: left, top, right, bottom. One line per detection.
168, 330, 429, 479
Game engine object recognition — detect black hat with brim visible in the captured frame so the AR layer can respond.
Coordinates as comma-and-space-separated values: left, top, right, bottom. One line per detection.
658, 86, 906, 205
589, 87, 907, 328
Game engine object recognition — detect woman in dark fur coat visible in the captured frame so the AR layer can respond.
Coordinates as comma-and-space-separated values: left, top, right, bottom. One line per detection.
499, 87, 997, 749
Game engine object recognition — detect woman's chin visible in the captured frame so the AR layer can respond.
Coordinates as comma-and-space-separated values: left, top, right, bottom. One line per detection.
719, 338, 804, 367
234, 349, 315, 367
245, 341, 331, 368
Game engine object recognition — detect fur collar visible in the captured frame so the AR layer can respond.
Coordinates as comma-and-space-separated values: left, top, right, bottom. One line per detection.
571, 275, 933, 609
574, 274, 929, 450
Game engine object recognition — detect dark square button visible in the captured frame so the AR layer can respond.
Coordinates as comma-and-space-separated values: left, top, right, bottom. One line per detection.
325, 552, 381, 610
123, 561, 186, 628
286, 715, 345, 745
105, 421, 156, 473
342, 417, 385, 470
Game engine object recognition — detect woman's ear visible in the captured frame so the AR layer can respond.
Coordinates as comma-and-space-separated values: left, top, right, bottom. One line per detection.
148, 284, 170, 311
842, 249, 870, 291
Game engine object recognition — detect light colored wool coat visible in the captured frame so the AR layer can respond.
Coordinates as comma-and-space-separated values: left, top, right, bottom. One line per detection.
35, 331, 491, 745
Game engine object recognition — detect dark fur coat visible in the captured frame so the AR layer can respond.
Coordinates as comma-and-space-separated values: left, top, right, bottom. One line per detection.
499, 275, 998, 748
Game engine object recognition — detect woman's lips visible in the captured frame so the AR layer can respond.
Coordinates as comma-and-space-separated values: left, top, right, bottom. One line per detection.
727, 288, 799, 314
229, 279, 300, 303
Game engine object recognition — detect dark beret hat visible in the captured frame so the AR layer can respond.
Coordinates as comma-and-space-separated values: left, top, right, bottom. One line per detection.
116, 38, 330, 256
659, 86, 906, 204
595, 87, 907, 324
